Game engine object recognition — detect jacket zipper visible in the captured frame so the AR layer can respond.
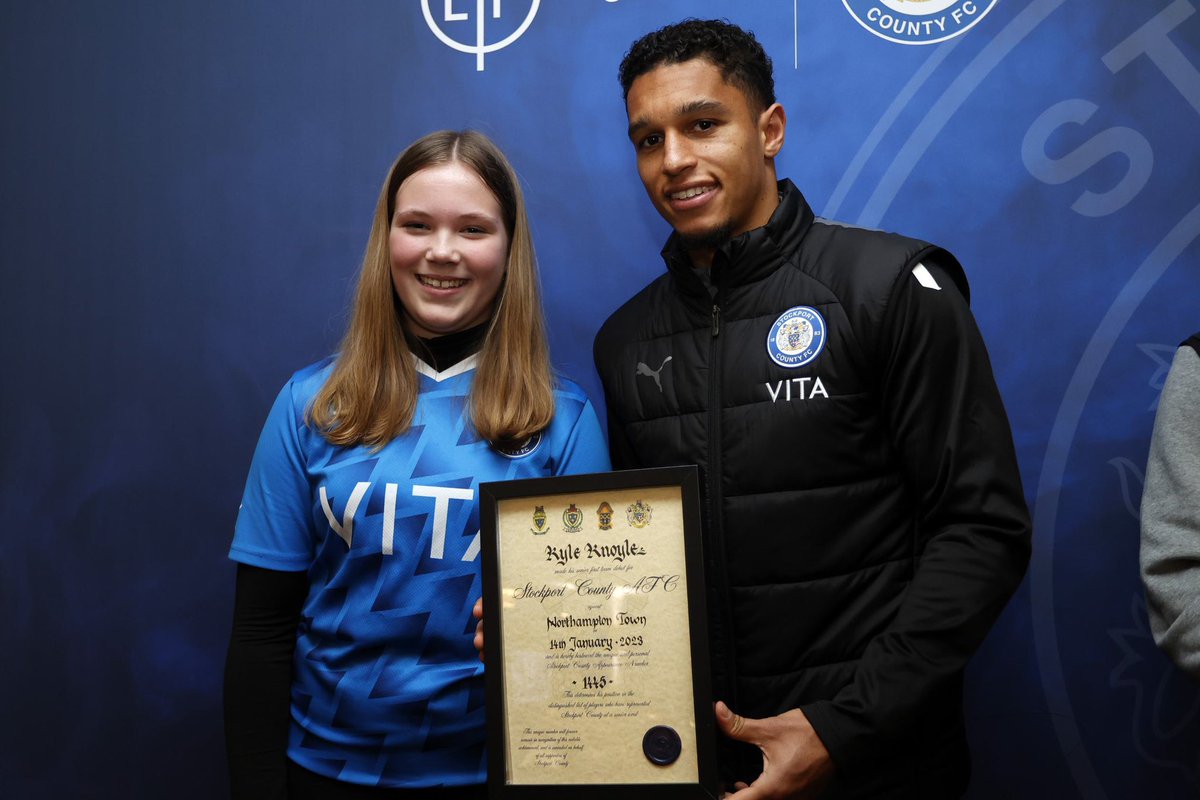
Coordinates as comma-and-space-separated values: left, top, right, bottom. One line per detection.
707, 300, 740, 723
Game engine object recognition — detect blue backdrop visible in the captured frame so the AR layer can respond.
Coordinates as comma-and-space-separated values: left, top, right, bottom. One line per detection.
3, 1, 1198, 797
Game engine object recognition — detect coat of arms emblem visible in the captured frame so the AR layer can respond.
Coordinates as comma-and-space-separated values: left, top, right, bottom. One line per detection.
530, 505, 548, 535
626, 499, 652, 528
596, 501, 614, 530
563, 503, 583, 532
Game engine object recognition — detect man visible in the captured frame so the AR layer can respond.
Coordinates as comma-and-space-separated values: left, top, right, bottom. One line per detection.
592, 19, 1032, 798
1141, 333, 1200, 683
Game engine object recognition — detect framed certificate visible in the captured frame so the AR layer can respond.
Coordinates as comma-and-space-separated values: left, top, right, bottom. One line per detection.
480, 466, 718, 799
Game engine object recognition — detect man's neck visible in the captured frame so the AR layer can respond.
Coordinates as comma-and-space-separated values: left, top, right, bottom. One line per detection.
687, 246, 715, 270
680, 181, 783, 271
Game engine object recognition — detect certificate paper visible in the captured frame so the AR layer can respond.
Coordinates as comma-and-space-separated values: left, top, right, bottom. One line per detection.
480, 467, 717, 798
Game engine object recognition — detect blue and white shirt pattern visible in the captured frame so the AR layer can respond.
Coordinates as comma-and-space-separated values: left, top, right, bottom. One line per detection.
230, 355, 610, 787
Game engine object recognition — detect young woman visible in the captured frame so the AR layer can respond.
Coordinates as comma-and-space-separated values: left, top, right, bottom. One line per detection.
224, 130, 610, 799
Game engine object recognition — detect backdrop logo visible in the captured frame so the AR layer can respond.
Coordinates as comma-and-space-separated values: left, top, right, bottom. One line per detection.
841, 0, 998, 45
421, 0, 540, 71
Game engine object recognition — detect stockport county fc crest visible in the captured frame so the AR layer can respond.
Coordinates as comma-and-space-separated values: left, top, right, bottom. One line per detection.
563, 503, 584, 533
841, 0, 999, 46
767, 306, 826, 368
494, 432, 542, 459
626, 500, 652, 529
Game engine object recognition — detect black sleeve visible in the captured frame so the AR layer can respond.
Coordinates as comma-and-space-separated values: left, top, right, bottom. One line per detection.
802, 257, 1032, 771
224, 563, 308, 800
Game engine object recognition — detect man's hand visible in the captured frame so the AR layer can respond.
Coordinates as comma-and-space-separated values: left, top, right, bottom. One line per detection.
472, 598, 484, 663
716, 701, 834, 799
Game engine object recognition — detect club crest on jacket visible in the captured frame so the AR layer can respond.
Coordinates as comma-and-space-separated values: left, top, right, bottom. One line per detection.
767, 306, 827, 368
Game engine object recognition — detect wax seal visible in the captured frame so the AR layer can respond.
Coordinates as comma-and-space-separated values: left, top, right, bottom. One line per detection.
642, 725, 681, 766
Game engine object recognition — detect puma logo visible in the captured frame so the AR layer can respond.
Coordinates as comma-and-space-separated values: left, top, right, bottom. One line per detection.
636, 356, 673, 392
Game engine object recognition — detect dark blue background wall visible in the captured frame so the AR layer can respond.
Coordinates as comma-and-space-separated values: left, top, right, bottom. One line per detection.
3, 1, 1198, 797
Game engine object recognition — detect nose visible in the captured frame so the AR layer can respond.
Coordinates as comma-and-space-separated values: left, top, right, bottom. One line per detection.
661, 131, 694, 176
425, 231, 461, 264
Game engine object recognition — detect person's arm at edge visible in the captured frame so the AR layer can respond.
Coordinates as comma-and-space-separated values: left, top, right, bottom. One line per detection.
1141, 340, 1200, 681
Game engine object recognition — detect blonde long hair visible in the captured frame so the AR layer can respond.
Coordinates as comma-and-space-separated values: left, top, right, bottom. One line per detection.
308, 130, 555, 447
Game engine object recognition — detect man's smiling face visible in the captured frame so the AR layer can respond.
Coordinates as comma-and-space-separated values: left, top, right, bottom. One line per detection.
626, 58, 784, 261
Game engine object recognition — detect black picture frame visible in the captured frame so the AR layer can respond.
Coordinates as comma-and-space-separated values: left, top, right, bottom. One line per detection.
479, 465, 718, 799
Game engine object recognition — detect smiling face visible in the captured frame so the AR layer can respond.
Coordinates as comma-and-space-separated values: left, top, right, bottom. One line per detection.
389, 161, 509, 339
626, 58, 785, 266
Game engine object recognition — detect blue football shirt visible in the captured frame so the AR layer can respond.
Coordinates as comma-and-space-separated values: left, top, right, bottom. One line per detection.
230, 355, 610, 787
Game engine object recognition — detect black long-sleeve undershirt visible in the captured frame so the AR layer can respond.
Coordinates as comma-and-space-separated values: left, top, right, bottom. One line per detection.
224, 563, 308, 799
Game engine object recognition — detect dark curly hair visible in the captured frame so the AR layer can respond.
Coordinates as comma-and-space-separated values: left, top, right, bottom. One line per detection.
618, 19, 775, 111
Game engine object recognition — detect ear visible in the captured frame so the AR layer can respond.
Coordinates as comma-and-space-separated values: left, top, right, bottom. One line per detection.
759, 102, 787, 158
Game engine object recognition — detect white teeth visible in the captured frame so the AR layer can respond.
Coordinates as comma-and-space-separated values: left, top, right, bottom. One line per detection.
419, 275, 467, 289
670, 186, 713, 201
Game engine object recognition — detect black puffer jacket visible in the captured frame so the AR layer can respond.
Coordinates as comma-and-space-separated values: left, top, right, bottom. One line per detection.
593, 180, 1030, 798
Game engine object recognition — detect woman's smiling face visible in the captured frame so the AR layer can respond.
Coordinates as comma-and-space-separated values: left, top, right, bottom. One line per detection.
389, 161, 509, 339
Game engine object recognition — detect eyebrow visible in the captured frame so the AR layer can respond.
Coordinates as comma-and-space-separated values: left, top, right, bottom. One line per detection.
454, 211, 499, 223
393, 208, 499, 223
627, 98, 727, 139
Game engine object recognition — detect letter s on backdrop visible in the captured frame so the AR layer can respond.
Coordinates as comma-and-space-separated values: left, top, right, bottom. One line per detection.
1021, 98, 1153, 218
